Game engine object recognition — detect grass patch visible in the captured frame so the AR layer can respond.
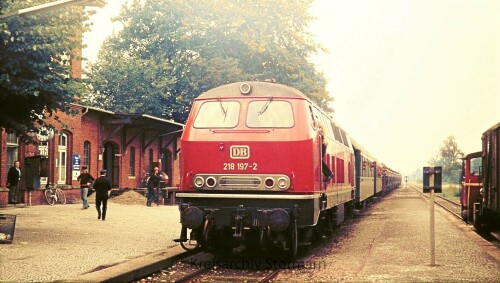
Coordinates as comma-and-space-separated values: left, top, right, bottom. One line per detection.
440, 182, 460, 202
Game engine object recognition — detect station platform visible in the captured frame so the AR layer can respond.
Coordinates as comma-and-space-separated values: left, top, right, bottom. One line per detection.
0, 192, 182, 283
0, 187, 499, 282
274, 185, 500, 282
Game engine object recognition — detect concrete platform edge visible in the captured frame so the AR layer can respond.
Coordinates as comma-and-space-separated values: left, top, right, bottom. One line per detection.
61, 245, 186, 283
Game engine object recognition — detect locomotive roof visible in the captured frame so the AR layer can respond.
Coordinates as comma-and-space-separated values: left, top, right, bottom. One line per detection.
197, 81, 311, 100
483, 122, 500, 134
350, 138, 378, 161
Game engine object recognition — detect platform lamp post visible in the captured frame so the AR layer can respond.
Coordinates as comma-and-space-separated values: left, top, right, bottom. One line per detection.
423, 166, 442, 266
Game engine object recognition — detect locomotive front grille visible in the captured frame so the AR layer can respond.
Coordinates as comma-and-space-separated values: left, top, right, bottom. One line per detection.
193, 174, 290, 191
219, 176, 262, 188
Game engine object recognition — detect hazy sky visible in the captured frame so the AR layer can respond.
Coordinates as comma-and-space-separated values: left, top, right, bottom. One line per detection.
83, 0, 499, 175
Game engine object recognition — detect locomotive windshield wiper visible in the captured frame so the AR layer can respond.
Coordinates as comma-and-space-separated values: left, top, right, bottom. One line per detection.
258, 97, 273, 116
218, 98, 227, 121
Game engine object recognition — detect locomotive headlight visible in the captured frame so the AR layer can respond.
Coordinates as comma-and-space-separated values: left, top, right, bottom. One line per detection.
277, 177, 289, 189
264, 177, 275, 189
193, 176, 205, 188
206, 176, 217, 188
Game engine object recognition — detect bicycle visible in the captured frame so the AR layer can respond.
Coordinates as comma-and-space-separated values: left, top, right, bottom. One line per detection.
44, 183, 66, 205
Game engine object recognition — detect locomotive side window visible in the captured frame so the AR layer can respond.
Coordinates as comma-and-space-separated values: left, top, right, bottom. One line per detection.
331, 123, 343, 144
469, 157, 481, 176
319, 114, 334, 139
339, 128, 349, 147
246, 100, 294, 128
193, 101, 240, 128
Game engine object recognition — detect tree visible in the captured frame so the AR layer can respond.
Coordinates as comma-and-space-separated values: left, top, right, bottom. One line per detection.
87, 0, 331, 123
428, 136, 464, 183
0, 0, 91, 135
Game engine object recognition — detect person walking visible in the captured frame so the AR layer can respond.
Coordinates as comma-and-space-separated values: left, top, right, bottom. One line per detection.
77, 166, 94, 209
146, 167, 161, 206
7, 160, 21, 204
93, 169, 111, 220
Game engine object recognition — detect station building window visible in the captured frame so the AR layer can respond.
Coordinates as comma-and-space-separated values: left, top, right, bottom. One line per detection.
129, 146, 135, 176
83, 141, 91, 170
58, 133, 68, 184
6, 133, 18, 169
148, 148, 154, 173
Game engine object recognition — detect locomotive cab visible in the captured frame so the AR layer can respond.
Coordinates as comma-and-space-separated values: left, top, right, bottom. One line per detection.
460, 151, 482, 224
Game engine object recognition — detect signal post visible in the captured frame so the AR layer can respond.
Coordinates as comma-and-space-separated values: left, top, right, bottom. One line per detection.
423, 166, 442, 266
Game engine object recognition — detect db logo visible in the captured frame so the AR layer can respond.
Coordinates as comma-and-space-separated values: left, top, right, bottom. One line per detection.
230, 145, 250, 159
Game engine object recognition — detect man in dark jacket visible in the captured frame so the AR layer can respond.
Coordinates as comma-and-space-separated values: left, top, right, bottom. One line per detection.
93, 169, 112, 220
77, 166, 95, 209
7, 160, 21, 204
146, 167, 161, 206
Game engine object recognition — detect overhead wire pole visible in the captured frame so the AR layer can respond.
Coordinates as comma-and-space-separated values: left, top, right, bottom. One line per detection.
0, 0, 107, 20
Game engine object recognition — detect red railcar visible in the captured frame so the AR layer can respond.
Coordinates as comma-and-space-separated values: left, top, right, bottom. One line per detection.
175, 81, 398, 257
460, 152, 482, 223
460, 122, 500, 229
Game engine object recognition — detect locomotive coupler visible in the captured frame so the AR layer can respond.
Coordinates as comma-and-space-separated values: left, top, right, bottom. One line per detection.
174, 225, 188, 242
234, 205, 246, 238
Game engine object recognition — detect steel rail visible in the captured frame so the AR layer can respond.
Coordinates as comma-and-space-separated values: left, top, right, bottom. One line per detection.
408, 184, 462, 219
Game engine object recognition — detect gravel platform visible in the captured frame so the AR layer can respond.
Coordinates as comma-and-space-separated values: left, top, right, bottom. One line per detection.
276, 186, 500, 282
0, 191, 182, 283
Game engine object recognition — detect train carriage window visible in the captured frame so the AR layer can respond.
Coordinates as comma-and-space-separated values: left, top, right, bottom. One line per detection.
319, 115, 334, 139
339, 128, 349, 147
247, 100, 294, 128
331, 123, 343, 144
194, 101, 240, 128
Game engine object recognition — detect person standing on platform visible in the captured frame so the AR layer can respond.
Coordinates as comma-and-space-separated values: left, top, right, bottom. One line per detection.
77, 166, 94, 209
146, 167, 161, 206
7, 160, 21, 204
93, 169, 111, 221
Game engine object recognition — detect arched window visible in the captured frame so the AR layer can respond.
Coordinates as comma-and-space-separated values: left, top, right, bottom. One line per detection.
58, 133, 68, 184
83, 141, 91, 170
129, 146, 135, 176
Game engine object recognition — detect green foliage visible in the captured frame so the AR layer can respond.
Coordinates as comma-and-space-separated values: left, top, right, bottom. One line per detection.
428, 136, 464, 183
0, 0, 90, 134
87, 0, 331, 122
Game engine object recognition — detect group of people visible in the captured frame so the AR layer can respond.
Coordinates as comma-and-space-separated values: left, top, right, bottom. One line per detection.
76, 166, 166, 220
77, 167, 112, 220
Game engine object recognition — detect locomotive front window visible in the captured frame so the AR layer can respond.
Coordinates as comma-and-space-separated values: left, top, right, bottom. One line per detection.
193, 101, 240, 128
246, 100, 294, 128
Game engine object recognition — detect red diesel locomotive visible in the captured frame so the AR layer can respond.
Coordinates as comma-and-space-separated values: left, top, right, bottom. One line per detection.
175, 81, 400, 257
460, 122, 500, 229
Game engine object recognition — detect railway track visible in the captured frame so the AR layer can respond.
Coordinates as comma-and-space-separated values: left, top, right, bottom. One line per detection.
135, 252, 285, 283
408, 183, 461, 218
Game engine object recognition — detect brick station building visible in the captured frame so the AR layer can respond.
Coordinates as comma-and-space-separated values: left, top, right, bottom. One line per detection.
0, 104, 184, 206
0, 2, 187, 206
